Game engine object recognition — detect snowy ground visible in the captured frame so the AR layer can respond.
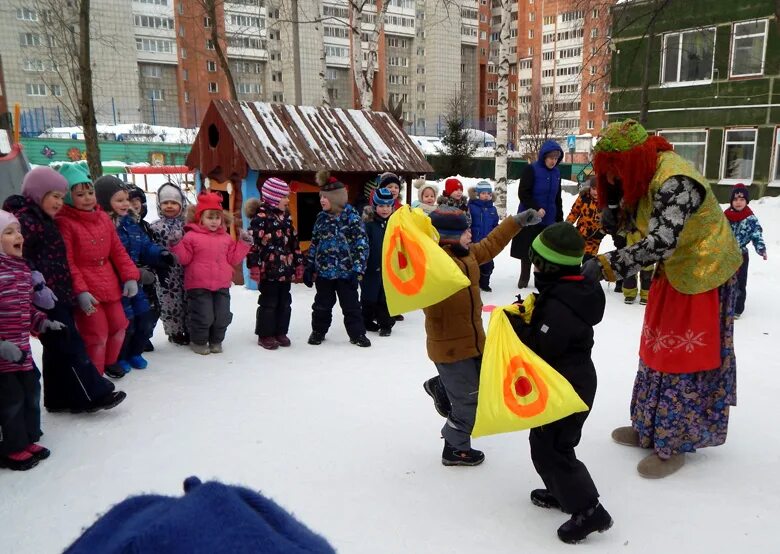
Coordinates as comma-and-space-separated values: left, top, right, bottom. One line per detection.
1, 189, 779, 553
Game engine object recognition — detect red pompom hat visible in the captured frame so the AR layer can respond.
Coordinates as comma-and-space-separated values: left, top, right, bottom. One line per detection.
443, 178, 463, 197
194, 191, 225, 221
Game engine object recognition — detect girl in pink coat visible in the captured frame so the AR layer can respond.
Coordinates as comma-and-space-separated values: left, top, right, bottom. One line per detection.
171, 192, 251, 355
55, 164, 140, 378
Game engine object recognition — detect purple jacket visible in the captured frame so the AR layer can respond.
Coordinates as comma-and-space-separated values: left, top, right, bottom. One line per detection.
0, 253, 47, 374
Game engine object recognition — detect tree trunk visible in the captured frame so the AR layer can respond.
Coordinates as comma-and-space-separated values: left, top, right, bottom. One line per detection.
350, 2, 367, 108
208, 0, 237, 100
351, 0, 389, 110
493, 0, 512, 217
317, 1, 330, 107
78, 0, 101, 179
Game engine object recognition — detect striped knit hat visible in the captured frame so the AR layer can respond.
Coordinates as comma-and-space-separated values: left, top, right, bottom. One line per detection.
262, 177, 290, 208
430, 205, 471, 245
475, 180, 492, 195
530, 222, 585, 274
372, 187, 395, 207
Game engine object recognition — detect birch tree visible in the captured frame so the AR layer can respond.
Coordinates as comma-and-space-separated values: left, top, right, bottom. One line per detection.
349, 0, 391, 110
316, 1, 330, 107
493, 0, 512, 217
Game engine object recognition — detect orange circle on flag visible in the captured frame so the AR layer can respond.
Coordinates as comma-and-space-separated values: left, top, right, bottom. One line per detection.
502, 355, 549, 417
384, 227, 427, 296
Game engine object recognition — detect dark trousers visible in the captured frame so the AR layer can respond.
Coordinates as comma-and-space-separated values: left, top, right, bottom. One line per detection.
40, 302, 114, 411
623, 267, 653, 299
361, 289, 395, 331
435, 357, 481, 451
0, 368, 42, 455
735, 250, 749, 315
479, 260, 495, 289
255, 281, 292, 338
311, 277, 365, 339
119, 310, 157, 360
187, 288, 233, 345
529, 364, 598, 514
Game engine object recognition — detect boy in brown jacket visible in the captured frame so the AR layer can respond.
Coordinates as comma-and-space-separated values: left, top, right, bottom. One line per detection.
422, 205, 541, 466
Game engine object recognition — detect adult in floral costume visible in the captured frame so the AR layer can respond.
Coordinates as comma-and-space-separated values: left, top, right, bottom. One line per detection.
582, 119, 742, 478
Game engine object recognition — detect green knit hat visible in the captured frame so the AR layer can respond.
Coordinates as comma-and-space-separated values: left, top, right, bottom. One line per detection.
593, 119, 649, 153
57, 163, 93, 205
530, 222, 585, 273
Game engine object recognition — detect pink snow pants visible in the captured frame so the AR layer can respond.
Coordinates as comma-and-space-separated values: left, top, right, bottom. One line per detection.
75, 300, 128, 375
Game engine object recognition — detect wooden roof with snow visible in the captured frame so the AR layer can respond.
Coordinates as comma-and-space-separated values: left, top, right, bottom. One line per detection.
186, 100, 433, 180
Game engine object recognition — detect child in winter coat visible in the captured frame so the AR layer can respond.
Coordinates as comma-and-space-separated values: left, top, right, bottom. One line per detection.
150, 182, 190, 345
245, 178, 304, 350
304, 171, 370, 347
467, 181, 500, 292
507, 222, 612, 544
55, 164, 140, 378
724, 184, 767, 318
3, 167, 125, 413
421, 205, 540, 467
377, 172, 404, 210
437, 178, 469, 211
0, 210, 67, 471
94, 176, 174, 372
361, 188, 395, 336
411, 179, 438, 215
566, 177, 605, 260
171, 192, 252, 355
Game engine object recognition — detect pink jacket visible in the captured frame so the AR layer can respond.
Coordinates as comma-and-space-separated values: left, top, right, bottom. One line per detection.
172, 223, 250, 291
56, 205, 140, 303
0, 253, 47, 374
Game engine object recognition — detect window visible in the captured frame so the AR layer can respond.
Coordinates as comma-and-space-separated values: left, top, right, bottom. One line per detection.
182, 68, 189, 81
149, 89, 164, 101
24, 59, 44, 72
542, 51, 554, 61
529, 12, 535, 22
662, 28, 715, 85
133, 0, 168, 4
590, 28, 598, 38
592, 9, 599, 18
180, 48, 187, 59
559, 84, 578, 94
207, 60, 217, 72
143, 65, 162, 78
237, 82, 261, 95
184, 91, 190, 103
206, 39, 215, 50
325, 68, 337, 81
271, 71, 282, 82
730, 20, 767, 77
20, 33, 41, 47
560, 10, 584, 22
26, 83, 47, 96
17, 8, 37, 20
772, 128, 780, 184
588, 102, 595, 112
528, 29, 534, 39
587, 120, 594, 130
543, 15, 554, 25
658, 130, 708, 174
272, 92, 284, 102
721, 129, 757, 181
136, 38, 174, 53
204, 16, 212, 27
589, 83, 596, 94
208, 82, 218, 93
229, 14, 263, 28
133, 15, 175, 29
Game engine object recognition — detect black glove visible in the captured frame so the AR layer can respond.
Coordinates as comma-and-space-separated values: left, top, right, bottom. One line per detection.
160, 251, 177, 267
600, 207, 618, 235
581, 258, 604, 282
303, 266, 315, 288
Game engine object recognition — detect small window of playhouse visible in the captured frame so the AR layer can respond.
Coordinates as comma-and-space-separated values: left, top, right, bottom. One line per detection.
208, 124, 219, 148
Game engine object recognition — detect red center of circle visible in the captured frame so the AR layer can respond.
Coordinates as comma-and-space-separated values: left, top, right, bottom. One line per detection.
514, 376, 533, 397
397, 252, 408, 269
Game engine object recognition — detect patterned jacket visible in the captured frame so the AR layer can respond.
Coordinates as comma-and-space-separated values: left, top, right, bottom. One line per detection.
0, 253, 47, 374
307, 204, 368, 280
245, 199, 304, 282
566, 190, 605, 256
725, 210, 766, 256
3, 194, 74, 305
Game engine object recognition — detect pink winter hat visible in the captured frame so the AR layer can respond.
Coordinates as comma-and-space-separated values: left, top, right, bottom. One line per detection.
22, 167, 69, 207
0, 209, 19, 232
262, 177, 290, 208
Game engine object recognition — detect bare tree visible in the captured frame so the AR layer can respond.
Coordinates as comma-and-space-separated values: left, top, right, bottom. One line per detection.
22, 0, 103, 177
315, 1, 330, 106
517, 93, 566, 161
203, 0, 238, 100
493, 0, 512, 217
350, 0, 391, 109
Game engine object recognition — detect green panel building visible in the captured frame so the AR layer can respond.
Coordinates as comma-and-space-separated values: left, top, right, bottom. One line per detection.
609, 0, 779, 198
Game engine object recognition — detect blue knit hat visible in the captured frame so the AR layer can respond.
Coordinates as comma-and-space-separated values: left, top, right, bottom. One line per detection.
64, 476, 335, 554
372, 187, 395, 206
475, 180, 492, 195
430, 205, 471, 245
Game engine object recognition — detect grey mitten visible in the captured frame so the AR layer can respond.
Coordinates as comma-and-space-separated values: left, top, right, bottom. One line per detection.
239, 229, 253, 245
40, 320, 66, 333
31, 270, 57, 310
77, 292, 99, 314
581, 258, 604, 282
139, 268, 156, 286
513, 209, 542, 227
123, 280, 139, 298
0, 340, 24, 363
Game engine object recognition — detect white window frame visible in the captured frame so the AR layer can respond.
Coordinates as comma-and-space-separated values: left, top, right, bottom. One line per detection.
729, 19, 768, 78
208, 82, 218, 93
720, 128, 757, 184
770, 127, 780, 187
660, 27, 716, 88
657, 129, 709, 176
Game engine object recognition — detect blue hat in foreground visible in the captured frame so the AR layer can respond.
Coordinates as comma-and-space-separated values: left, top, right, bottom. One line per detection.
372, 187, 395, 206
64, 476, 336, 554
475, 180, 492, 194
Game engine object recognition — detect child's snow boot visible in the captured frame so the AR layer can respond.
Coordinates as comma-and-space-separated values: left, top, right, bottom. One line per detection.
190, 343, 210, 355
624, 295, 636, 304
117, 359, 132, 374
308, 331, 325, 345
637, 453, 685, 479
365, 321, 380, 332
258, 336, 278, 350
442, 443, 485, 467
209, 343, 223, 354
557, 502, 613, 544
275, 335, 291, 347
86, 391, 127, 413
105, 364, 126, 379
423, 376, 451, 418
350, 334, 371, 347
144, 340, 155, 352
379, 328, 392, 337
0, 450, 39, 471
25, 444, 50, 462
530, 489, 563, 511
169, 332, 190, 346
611, 426, 640, 447
129, 355, 148, 369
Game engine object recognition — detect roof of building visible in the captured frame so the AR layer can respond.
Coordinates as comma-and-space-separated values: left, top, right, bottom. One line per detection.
186, 100, 433, 176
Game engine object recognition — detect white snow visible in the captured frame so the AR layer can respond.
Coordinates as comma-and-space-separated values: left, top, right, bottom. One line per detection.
39, 124, 198, 144
241, 103, 295, 170
2, 189, 779, 552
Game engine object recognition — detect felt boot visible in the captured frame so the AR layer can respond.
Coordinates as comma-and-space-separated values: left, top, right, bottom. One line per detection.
611, 426, 640, 447
637, 453, 685, 479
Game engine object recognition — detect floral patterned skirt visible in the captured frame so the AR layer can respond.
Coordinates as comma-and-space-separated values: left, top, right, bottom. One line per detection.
630, 275, 737, 458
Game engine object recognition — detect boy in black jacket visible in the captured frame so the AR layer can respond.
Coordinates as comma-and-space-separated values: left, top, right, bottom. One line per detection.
507, 222, 613, 544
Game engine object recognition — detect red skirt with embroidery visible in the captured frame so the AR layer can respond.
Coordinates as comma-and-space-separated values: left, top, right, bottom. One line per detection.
639, 274, 721, 374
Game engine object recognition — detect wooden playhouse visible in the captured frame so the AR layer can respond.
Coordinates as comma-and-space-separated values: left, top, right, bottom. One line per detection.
185, 100, 433, 288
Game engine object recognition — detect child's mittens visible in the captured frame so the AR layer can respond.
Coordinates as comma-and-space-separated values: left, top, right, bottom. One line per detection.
0, 340, 24, 364
239, 229, 253, 245
139, 268, 156, 286
513, 209, 542, 227
77, 292, 99, 315
31, 271, 58, 310
123, 280, 139, 298
168, 228, 184, 245
40, 320, 66, 334
160, 250, 177, 266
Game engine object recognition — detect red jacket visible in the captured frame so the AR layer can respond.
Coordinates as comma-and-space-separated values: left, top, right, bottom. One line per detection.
171, 223, 251, 291
0, 253, 47, 374
56, 205, 140, 303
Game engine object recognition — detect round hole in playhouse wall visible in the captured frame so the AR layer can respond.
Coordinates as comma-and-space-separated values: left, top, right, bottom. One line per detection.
208, 124, 219, 148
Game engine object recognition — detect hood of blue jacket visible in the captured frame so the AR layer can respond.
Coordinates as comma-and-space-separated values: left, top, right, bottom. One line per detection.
537, 140, 564, 166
